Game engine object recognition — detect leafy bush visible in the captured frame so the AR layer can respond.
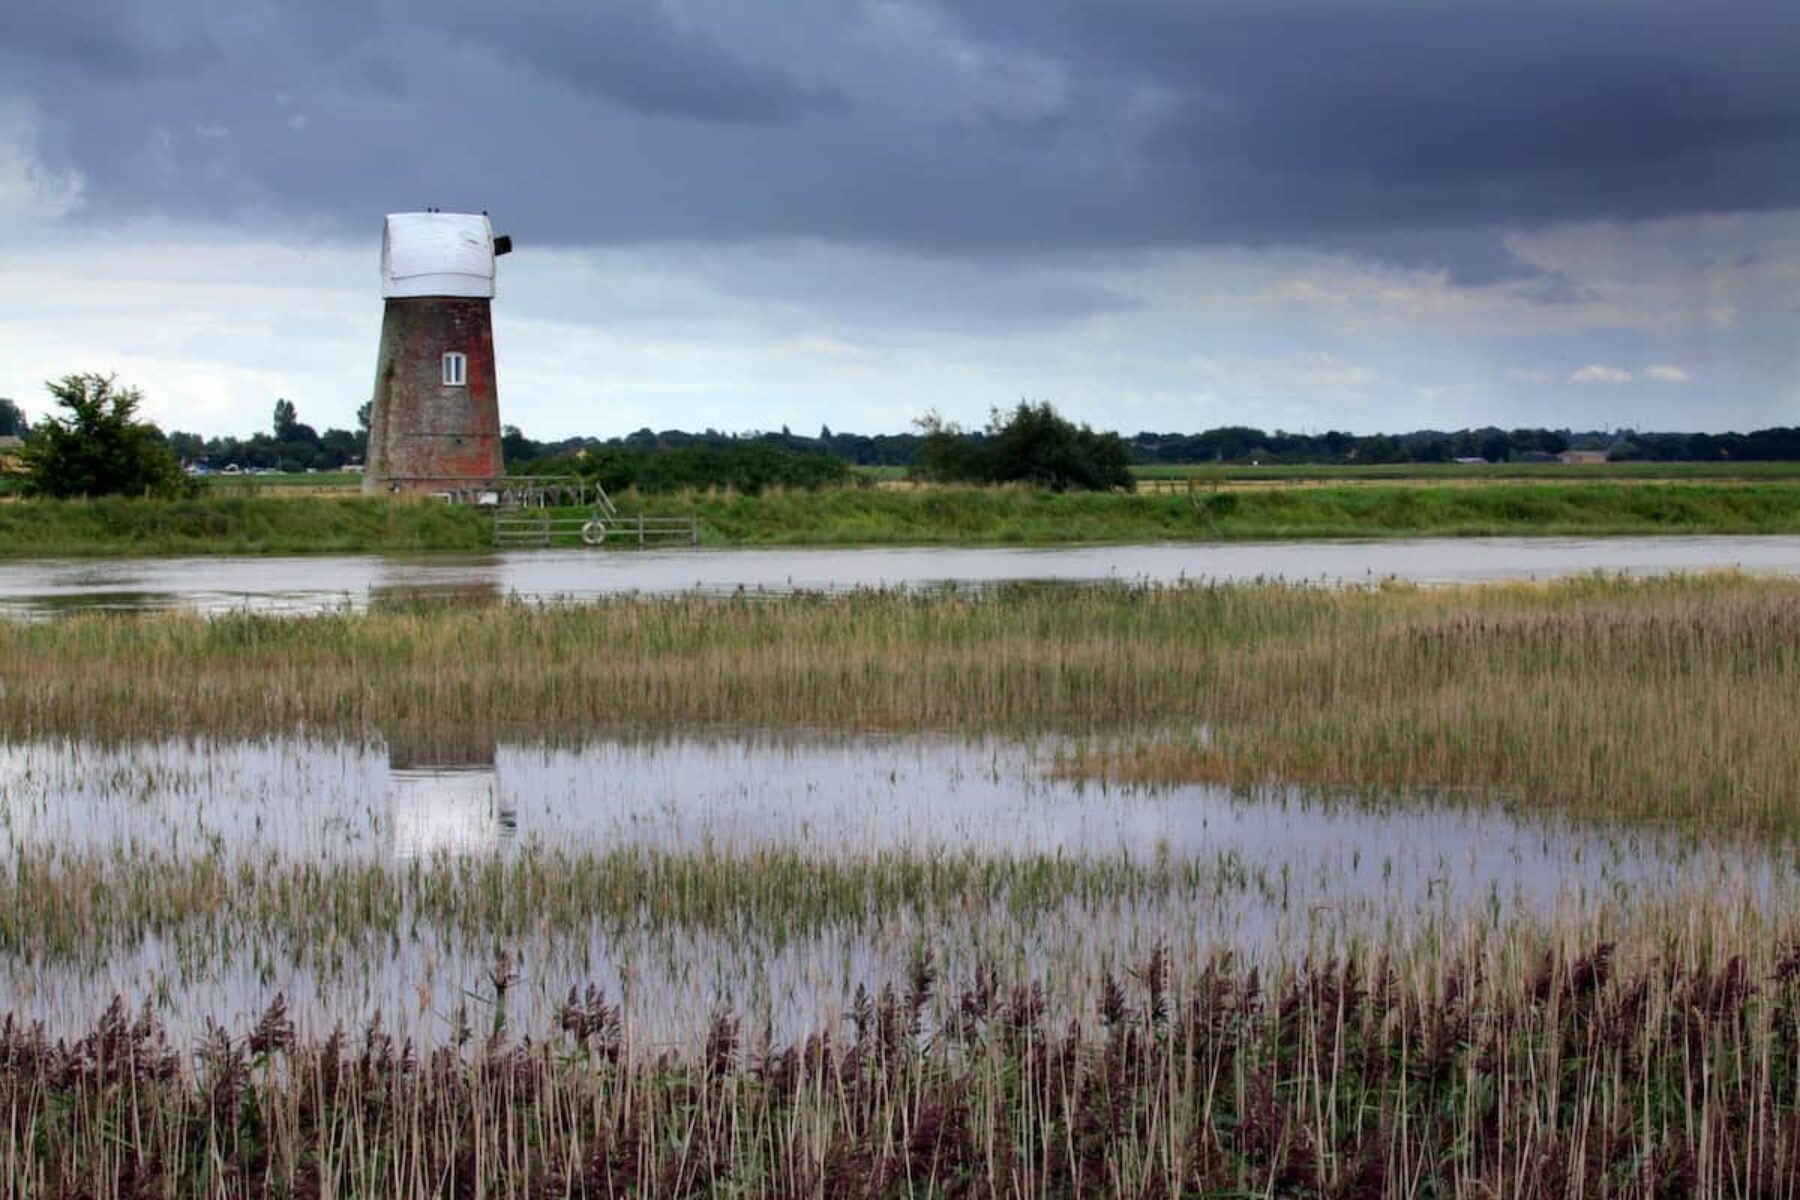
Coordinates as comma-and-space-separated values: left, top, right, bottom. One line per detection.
912, 402, 1134, 491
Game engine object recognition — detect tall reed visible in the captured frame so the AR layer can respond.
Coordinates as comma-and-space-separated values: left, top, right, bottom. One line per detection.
8, 935, 1800, 1198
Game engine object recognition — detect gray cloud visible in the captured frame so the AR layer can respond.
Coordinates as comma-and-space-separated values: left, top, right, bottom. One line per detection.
3, 0, 1799, 278
440, 1, 842, 124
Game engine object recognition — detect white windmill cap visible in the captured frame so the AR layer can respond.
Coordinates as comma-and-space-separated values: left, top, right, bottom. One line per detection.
381, 212, 500, 299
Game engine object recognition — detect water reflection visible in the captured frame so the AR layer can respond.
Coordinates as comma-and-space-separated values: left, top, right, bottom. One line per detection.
367, 574, 504, 613
0, 729, 1785, 1045
0, 731, 1765, 893
385, 730, 515, 858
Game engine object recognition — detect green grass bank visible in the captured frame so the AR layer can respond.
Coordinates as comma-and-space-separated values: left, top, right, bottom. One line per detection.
6, 480, 1800, 556
0, 494, 489, 557
644, 480, 1800, 544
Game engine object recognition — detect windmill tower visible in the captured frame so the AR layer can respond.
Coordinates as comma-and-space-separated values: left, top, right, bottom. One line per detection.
363, 212, 513, 495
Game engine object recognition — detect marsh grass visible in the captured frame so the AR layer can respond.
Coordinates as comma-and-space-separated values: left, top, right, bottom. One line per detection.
9, 929, 1800, 1198
9, 536, 1800, 1193
7, 574, 1800, 834
0, 844, 1238, 970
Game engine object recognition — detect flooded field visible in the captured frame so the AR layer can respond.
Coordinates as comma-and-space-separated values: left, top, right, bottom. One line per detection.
0, 733, 1782, 1048
5, 534, 1800, 616
7, 576, 1800, 1194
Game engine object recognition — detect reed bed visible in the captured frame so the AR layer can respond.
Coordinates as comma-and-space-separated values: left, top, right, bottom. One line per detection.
6, 574, 1800, 834
9, 932, 1800, 1198
0, 844, 1243, 969
0, 819, 1782, 1043
7, 575, 1800, 1192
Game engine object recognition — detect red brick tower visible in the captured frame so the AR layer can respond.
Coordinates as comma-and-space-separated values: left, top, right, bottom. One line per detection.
364, 212, 513, 495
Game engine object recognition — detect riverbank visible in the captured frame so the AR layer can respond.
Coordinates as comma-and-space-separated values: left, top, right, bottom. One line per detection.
666, 480, 1800, 544
0, 494, 490, 556
8, 481, 1800, 555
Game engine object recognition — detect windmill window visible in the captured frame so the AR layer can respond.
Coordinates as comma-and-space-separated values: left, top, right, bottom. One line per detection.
442, 352, 467, 387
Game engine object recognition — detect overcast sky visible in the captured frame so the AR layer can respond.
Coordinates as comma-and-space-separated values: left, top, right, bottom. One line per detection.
1, 0, 1797, 439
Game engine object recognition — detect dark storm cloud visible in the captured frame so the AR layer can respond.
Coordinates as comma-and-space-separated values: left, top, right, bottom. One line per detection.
4, 0, 1799, 274
3, 1, 218, 78
1096, 1, 1800, 224
440, 1, 841, 123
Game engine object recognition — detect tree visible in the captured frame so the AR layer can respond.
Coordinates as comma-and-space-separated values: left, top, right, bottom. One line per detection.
501, 424, 539, 465
166, 430, 206, 463
910, 411, 988, 484
0, 398, 25, 437
273, 398, 299, 440
910, 403, 1133, 491
20, 373, 191, 498
319, 427, 361, 467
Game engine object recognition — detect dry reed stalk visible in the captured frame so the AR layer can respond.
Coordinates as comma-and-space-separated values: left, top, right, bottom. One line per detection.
5, 936, 1800, 1198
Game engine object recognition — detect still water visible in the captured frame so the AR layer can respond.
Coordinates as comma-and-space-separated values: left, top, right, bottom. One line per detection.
3, 535, 1800, 616
0, 733, 1779, 1043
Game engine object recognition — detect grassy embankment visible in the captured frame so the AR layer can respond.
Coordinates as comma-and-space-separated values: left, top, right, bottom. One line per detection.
8, 481, 1800, 555
0, 494, 489, 556
656, 480, 1800, 543
7, 573, 1800, 836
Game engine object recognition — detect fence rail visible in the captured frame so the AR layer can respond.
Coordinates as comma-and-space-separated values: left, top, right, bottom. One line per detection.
1135, 478, 1196, 496
492, 512, 699, 549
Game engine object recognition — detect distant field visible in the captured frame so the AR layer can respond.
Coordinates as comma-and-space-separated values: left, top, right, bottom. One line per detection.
200, 462, 1800, 493
201, 471, 363, 493
1130, 460, 1800, 483
858, 461, 1800, 489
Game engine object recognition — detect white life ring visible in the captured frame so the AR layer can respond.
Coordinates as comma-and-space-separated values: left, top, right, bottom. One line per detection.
580, 519, 608, 546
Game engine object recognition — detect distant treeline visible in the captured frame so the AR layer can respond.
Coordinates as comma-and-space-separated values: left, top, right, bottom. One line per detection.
505, 422, 1800, 471
504, 423, 918, 470
513, 403, 1132, 493
164, 400, 368, 472
1131, 425, 1800, 464
555, 442, 850, 495
22, 386, 1792, 476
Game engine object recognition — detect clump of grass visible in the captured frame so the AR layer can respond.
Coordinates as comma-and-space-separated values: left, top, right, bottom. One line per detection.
0, 844, 1237, 969
6, 574, 1800, 834
9, 936, 1800, 1197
